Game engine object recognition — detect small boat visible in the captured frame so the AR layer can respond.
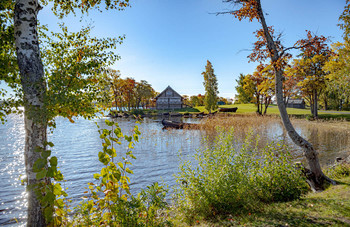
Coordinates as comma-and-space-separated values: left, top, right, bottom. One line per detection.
218, 107, 238, 113
161, 119, 199, 129
183, 112, 192, 118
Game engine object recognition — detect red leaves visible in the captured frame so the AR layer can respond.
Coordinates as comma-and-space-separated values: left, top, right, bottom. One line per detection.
295, 30, 333, 58
249, 27, 290, 69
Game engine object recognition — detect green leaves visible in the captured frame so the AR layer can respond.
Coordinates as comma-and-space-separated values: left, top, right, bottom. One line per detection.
202, 60, 219, 113
39, 23, 124, 123
93, 173, 101, 180
49, 156, 58, 167
125, 168, 133, 174
42, 149, 52, 159
174, 128, 308, 219
98, 151, 110, 165
114, 127, 123, 138
33, 158, 46, 172
51, 0, 130, 19
70, 119, 148, 225
36, 169, 48, 180
105, 119, 114, 126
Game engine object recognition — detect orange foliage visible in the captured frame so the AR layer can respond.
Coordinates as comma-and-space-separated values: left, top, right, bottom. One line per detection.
232, 0, 259, 22
249, 27, 291, 70
295, 30, 333, 58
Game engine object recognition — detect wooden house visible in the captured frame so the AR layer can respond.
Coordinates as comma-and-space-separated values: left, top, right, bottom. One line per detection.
155, 86, 183, 110
286, 99, 305, 109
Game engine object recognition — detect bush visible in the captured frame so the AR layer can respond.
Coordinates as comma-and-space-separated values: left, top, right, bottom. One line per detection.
306, 114, 315, 121
130, 109, 145, 116
173, 128, 308, 222
325, 163, 350, 179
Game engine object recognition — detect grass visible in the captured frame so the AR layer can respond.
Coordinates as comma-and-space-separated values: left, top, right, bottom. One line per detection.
172, 175, 350, 227
190, 104, 350, 121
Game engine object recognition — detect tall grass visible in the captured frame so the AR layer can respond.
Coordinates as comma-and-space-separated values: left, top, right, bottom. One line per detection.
195, 115, 350, 165
173, 128, 308, 224
199, 114, 279, 137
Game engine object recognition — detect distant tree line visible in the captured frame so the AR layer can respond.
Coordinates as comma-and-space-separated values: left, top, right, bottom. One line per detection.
103, 69, 156, 111
234, 30, 350, 117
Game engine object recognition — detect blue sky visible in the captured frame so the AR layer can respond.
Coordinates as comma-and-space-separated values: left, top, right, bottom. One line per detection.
27, 1, 350, 98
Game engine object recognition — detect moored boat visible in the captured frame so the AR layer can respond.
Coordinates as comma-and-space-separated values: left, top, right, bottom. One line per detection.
161, 119, 199, 129
218, 107, 238, 113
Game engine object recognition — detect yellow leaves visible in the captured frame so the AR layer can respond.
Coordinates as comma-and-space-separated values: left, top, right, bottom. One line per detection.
76, 50, 84, 62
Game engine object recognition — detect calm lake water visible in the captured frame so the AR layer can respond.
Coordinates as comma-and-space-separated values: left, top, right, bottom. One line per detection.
1, 114, 349, 226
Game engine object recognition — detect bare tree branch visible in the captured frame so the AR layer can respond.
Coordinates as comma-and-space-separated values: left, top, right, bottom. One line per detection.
281, 41, 313, 56
213, 11, 236, 16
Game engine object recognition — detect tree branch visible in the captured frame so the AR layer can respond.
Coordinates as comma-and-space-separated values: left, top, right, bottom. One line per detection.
213, 11, 236, 16
281, 41, 314, 56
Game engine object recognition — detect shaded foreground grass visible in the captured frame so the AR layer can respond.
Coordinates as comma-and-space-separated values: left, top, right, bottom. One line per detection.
172, 175, 350, 226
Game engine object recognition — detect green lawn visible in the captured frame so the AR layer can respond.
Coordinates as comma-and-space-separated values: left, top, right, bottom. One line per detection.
188, 104, 350, 120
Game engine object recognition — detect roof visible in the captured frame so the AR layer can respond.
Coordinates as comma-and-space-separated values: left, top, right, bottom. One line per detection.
287, 99, 304, 104
155, 86, 183, 99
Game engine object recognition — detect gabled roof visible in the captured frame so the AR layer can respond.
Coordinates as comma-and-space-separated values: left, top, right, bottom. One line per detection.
155, 86, 183, 99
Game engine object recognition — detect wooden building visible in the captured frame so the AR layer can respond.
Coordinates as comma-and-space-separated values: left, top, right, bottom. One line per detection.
155, 86, 183, 110
286, 99, 305, 109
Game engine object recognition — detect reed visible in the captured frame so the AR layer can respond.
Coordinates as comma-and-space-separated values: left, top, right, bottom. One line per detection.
192, 115, 350, 164
196, 114, 282, 141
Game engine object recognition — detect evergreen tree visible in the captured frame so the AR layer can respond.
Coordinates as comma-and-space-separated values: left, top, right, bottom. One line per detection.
202, 60, 219, 113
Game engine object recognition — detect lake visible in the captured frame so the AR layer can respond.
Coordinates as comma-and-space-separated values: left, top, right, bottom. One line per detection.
1, 114, 350, 226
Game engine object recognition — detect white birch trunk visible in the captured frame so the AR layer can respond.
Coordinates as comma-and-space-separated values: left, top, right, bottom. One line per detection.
14, 0, 48, 225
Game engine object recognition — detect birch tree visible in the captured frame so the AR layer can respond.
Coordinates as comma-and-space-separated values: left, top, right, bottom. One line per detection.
11, 0, 129, 225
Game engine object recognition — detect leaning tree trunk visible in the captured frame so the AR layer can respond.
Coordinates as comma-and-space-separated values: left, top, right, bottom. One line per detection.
14, 0, 48, 225
256, 0, 335, 190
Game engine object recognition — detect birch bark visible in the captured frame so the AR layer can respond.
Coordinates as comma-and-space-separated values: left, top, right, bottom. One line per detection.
14, 0, 48, 225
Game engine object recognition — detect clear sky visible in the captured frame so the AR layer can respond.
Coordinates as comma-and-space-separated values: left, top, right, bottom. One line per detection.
30, 1, 350, 98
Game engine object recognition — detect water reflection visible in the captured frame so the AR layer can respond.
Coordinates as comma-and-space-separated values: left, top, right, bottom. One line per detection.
0, 115, 349, 225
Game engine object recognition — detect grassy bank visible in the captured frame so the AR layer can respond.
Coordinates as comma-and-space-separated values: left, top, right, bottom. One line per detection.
168, 115, 350, 226
172, 168, 350, 226
110, 104, 350, 121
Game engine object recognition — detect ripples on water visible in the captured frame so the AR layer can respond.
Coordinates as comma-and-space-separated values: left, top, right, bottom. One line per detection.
0, 115, 349, 226
0, 114, 26, 226
0, 115, 202, 226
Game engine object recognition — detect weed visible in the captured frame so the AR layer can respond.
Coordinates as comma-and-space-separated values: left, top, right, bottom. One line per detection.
173, 128, 308, 224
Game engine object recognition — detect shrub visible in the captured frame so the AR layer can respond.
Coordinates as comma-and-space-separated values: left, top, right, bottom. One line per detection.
325, 162, 350, 179
173, 128, 308, 222
130, 109, 145, 116
306, 114, 315, 121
